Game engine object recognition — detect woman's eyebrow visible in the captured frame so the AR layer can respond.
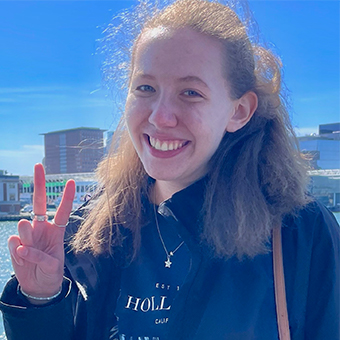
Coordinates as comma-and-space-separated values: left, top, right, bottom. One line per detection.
133, 72, 155, 81
132, 73, 210, 90
178, 75, 210, 89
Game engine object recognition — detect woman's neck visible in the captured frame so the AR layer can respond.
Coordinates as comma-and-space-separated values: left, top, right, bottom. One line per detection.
152, 176, 207, 205
153, 180, 188, 205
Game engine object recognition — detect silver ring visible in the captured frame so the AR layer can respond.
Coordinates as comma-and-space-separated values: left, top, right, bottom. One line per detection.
51, 218, 67, 228
31, 212, 48, 222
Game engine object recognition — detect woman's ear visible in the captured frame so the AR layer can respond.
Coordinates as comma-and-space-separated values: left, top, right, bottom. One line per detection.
226, 91, 258, 133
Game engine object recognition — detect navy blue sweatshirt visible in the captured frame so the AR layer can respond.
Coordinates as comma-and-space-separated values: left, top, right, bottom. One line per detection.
1, 179, 339, 340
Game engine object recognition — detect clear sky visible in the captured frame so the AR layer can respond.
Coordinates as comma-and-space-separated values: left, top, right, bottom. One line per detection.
0, 0, 339, 176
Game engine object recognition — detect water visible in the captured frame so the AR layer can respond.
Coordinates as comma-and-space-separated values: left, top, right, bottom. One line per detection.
0, 222, 17, 340
0, 213, 339, 338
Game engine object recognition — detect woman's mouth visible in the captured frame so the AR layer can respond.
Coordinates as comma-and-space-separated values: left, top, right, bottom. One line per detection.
148, 135, 189, 151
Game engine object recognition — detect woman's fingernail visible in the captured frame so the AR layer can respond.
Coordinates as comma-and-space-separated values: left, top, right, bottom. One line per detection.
17, 246, 28, 256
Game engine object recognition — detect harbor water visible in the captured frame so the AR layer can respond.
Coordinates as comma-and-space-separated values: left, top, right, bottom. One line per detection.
0, 214, 340, 338
0, 222, 17, 340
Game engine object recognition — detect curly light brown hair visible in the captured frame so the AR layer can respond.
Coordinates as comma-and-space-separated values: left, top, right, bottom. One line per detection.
71, 0, 310, 260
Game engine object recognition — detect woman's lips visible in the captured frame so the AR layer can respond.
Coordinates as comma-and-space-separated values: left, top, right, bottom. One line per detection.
149, 136, 189, 151
144, 134, 190, 158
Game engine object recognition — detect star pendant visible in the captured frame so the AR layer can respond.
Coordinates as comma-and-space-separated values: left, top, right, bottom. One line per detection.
165, 257, 172, 268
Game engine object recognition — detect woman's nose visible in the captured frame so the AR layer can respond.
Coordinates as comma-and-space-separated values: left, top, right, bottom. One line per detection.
148, 96, 178, 129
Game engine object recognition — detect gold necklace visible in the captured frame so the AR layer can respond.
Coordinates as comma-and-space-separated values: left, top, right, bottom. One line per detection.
154, 204, 184, 268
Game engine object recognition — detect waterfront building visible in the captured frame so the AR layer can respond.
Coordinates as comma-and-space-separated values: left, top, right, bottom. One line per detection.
298, 122, 340, 170
308, 169, 340, 211
0, 171, 20, 214
42, 127, 106, 175
19, 172, 97, 209
20, 175, 33, 208
319, 122, 340, 135
298, 123, 340, 210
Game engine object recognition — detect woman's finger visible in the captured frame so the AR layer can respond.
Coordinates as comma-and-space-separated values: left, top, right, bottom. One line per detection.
16, 245, 60, 274
17, 219, 33, 247
53, 179, 76, 226
33, 163, 46, 216
8, 235, 24, 266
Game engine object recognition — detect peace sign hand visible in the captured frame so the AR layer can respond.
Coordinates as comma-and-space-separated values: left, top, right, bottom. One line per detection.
8, 164, 76, 304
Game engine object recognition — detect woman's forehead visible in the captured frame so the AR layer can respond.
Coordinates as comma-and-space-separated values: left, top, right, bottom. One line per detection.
134, 27, 223, 63
131, 27, 227, 87
140, 26, 171, 41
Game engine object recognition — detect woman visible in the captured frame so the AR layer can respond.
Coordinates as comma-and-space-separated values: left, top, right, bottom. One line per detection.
1, 0, 339, 339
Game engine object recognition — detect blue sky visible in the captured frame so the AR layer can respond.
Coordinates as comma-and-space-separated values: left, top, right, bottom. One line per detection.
0, 1, 339, 176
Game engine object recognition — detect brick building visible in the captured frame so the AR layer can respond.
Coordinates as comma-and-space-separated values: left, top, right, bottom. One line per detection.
0, 171, 20, 214
42, 127, 106, 174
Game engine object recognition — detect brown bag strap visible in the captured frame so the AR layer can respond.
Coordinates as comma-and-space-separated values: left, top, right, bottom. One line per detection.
273, 225, 291, 340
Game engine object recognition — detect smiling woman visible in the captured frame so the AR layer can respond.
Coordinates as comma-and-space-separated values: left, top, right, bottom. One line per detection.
126, 27, 257, 197
0, 1, 339, 340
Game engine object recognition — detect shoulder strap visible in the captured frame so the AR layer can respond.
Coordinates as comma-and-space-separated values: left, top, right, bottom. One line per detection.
273, 225, 291, 340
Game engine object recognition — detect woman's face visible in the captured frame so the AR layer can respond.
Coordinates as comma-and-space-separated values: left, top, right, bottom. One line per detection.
125, 27, 248, 192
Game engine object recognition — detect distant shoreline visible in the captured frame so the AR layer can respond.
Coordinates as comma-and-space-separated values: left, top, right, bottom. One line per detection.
0, 211, 339, 223
0, 212, 56, 222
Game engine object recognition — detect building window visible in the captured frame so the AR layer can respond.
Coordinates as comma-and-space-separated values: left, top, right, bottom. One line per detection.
9, 183, 15, 189
9, 194, 16, 201
60, 133, 67, 173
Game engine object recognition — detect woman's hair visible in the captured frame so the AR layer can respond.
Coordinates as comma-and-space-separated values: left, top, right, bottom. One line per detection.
71, 0, 310, 259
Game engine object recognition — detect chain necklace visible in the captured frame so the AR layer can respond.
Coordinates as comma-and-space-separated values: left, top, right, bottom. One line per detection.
154, 204, 184, 268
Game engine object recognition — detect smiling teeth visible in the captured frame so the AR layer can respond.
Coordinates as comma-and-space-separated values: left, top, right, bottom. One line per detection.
149, 137, 185, 151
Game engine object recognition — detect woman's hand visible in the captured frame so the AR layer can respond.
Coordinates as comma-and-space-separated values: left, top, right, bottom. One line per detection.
8, 163, 75, 303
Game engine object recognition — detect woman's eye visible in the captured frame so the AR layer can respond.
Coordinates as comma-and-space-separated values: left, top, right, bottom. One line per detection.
183, 90, 202, 97
136, 85, 155, 93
